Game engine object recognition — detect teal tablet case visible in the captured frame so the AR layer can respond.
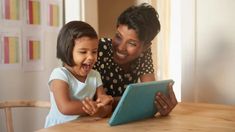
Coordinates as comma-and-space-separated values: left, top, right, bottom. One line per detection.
108, 79, 174, 126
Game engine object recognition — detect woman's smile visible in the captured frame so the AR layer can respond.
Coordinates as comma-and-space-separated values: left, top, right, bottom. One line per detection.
115, 51, 127, 60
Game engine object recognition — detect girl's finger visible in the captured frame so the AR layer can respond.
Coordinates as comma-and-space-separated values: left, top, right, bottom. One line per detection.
82, 100, 92, 110
85, 98, 98, 113
82, 105, 93, 115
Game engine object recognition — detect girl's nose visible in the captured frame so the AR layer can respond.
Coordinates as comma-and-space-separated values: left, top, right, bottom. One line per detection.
87, 53, 96, 61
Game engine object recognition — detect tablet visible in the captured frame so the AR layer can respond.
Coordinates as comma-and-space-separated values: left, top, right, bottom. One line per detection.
108, 79, 174, 126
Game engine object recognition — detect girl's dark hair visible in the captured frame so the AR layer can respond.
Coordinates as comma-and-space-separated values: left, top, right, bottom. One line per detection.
117, 3, 161, 45
57, 21, 98, 66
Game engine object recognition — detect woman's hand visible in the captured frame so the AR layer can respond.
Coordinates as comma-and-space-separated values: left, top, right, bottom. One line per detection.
155, 82, 178, 116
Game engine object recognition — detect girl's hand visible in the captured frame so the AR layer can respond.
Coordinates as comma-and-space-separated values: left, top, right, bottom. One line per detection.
82, 97, 99, 116
82, 97, 112, 117
155, 82, 178, 116
96, 94, 114, 107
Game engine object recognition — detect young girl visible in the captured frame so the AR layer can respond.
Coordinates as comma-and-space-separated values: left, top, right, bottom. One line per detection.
45, 21, 113, 128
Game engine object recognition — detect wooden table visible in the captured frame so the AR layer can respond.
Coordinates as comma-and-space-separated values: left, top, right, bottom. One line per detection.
36, 102, 235, 132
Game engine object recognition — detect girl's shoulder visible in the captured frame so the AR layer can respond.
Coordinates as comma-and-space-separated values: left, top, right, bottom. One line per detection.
50, 67, 71, 79
49, 67, 71, 83
51, 67, 68, 74
88, 69, 101, 77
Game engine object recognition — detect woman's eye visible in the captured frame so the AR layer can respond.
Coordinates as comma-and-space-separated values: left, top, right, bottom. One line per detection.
115, 34, 121, 40
128, 42, 137, 47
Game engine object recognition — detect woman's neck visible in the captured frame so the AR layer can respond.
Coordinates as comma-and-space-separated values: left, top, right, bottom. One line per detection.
119, 63, 131, 72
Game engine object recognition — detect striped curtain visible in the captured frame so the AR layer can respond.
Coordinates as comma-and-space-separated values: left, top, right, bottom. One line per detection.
150, 0, 171, 80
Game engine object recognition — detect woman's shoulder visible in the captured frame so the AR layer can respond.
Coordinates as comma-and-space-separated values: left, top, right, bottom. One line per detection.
99, 37, 112, 47
97, 37, 113, 56
99, 37, 112, 43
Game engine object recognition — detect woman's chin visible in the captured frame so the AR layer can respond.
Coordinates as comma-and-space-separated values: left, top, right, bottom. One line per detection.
113, 57, 128, 65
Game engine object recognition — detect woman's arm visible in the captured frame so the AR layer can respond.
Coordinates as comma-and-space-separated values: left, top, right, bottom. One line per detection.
112, 96, 121, 111
140, 73, 155, 82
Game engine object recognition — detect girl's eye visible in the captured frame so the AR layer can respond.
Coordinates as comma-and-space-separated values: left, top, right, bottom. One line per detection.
92, 51, 97, 54
79, 51, 86, 54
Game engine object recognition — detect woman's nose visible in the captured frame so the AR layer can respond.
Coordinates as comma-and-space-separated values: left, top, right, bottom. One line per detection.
118, 42, 127, 51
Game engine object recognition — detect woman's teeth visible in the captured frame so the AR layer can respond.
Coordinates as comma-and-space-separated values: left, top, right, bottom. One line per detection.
116, 52, 126, 59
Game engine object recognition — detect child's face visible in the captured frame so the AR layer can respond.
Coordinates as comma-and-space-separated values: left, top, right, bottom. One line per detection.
71, 37, 98, 77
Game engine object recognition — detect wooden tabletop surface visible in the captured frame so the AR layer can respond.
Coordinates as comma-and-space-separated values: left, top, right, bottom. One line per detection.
36, 102, 235, 132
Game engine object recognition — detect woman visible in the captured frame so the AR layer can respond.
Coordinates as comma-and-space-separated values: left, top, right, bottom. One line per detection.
93, 3, 177, 116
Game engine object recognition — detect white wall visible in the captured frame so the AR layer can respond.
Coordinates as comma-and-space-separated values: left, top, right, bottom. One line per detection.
0, 2, 61, 132
65, 0, 99, 35
181, 0, 235, 104
0, 30, 60, 131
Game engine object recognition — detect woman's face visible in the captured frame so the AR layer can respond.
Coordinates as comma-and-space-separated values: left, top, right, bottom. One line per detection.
112, 24, 145, 65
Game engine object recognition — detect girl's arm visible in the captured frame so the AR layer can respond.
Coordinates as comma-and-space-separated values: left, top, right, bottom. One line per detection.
50, 79, 90, 115
96, 86, 113, 106
94, 86, 113, 117
82, 97, 112, 118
